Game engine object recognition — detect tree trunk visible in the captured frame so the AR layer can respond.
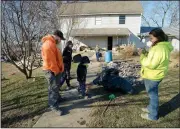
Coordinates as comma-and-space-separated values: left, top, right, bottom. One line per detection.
28, 69, 33, 79
23, 69, 30, 79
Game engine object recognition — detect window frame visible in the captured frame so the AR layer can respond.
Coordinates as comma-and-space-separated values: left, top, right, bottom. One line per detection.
95, 16, 102, 25
119, 15, 126, 24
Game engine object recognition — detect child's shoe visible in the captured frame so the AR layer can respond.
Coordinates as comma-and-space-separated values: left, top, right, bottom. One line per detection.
78, 94, 85, 99
86, 93, 92, 98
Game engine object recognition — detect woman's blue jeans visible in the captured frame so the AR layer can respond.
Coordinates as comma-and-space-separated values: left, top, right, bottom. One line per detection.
144, 79, 161, 120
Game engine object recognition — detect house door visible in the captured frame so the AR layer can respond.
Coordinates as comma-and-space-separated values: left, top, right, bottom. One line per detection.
107, 36, 113, 50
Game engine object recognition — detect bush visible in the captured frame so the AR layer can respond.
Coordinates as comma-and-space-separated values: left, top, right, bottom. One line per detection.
124, 44, 137, 57
117, 44, 138, 59
133, 49, 139, 56
116, 46, 124, 52
170, 51, 179, 68
170, 51, 179, 59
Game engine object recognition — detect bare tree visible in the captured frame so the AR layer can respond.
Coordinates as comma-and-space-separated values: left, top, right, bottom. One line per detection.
59, 1, 81, 41
1, 1, 61, 79
169, 2, 179, 28
142, 1, 179, 27
141, 15, 151, 27
141, 1, 151, 27
58, 1, 88, 49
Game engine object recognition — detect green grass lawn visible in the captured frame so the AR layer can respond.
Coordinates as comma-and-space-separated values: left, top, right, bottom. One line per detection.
88, 68, 180, 128
1, 63, 47, 127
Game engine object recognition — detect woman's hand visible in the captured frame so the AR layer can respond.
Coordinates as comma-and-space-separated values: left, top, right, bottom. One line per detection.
138, 48, 143, 55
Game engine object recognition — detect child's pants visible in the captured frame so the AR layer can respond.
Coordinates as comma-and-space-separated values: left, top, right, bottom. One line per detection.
61, 63, 71, 87
79, 81, 86, 96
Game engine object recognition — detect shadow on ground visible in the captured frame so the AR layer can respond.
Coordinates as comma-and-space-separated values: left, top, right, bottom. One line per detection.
159, 93, 180, 118
59, 86, 122, 115
1, 76, 48, 127
58, 83, 147, 116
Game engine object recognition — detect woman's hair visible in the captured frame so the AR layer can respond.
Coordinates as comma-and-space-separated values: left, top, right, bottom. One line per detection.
149, 28, 168, 46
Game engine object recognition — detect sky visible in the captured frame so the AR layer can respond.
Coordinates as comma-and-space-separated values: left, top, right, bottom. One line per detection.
140, 1, 159, 27
140, 1, 178, 27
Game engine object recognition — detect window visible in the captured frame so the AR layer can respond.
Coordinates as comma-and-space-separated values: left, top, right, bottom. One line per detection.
119, 15, 125, 24
72, 18, 79, 25
95, 16, 102, 25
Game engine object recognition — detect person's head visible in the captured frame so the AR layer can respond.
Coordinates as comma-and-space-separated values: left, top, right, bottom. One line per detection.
53, 30, 66, 44
149, 28, 168, 46
80, 56, 90, 65
66, 40, 73, 48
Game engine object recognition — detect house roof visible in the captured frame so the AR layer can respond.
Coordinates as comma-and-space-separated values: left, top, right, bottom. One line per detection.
162, 27, 179, 39
70, 28, 130, 37
59, 1, 143, 16
140, 26, 179, 39
140, 26, 161, 33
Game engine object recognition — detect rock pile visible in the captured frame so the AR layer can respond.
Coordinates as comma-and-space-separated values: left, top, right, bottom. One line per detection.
106, 61, 143, 86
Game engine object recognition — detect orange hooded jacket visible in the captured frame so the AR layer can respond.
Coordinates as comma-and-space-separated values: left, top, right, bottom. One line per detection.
41, 35, 64, 75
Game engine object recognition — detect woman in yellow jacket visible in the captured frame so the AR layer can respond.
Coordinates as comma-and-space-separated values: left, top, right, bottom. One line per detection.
139, 28, 173, 121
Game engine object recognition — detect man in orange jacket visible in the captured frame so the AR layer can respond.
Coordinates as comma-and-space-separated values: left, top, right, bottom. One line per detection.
41, 30, 65, 115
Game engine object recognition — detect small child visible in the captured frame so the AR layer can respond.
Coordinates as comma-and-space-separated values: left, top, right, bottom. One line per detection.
77, 56, 91, 98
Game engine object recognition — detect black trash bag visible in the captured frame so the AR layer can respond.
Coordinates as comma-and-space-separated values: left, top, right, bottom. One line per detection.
73, 54, 82, 63
106, 68, 119, 76
93, 68, 133, 94
96, 68, 119, 85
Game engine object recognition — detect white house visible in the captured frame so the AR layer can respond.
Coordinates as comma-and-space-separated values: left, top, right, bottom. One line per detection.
163, 27, 179, 51
59, 1, 145, 50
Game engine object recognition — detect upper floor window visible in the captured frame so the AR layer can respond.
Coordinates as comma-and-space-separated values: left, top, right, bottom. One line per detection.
119, 15, 125, 24
95, 16, 102, 25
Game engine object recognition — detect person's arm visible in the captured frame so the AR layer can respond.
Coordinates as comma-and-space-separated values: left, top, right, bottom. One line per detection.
81, 67, 86, 82
70, 48, 73, 61
62, 47, 67, 57
77, 65, 84, 82
140, 48, 162, 70
57, 49, 64, 72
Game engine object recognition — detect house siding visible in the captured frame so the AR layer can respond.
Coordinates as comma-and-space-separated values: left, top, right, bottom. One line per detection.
171, 38, 179, 51
61, 14, 141, 35
75, 36, 107, 48
71, 36, 132, 50
60, 14, 143, 50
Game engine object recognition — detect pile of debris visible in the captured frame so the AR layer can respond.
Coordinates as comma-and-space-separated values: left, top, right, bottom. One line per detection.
106, 61, 143, 86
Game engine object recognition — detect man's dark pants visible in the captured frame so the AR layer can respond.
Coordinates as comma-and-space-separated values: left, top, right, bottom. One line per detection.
64, 62, 71, 87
